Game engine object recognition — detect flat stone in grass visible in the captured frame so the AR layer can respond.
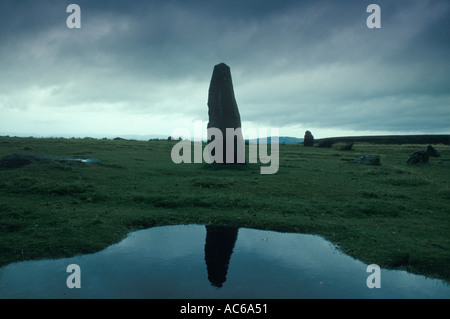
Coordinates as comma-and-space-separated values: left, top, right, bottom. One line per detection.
351, 155, 381, 166
0, 154, 48, 168
0, 153, 99, 168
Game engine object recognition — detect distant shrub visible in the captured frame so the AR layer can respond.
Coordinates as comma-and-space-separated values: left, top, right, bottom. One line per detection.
334, 142, 354, 151
317, 139, 334, 148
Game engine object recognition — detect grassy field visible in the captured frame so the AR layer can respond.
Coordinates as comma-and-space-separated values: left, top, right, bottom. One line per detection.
0, 136, 449, 283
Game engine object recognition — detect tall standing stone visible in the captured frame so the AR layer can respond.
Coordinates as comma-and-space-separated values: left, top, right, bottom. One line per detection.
304, 130, 314, 147
207, 63, 244, 164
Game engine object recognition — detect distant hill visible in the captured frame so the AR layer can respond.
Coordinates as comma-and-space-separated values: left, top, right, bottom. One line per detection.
246, 136, 303, 144
315, 134, 450, 145
115, 134, 169, 141
107, 134, 449, 145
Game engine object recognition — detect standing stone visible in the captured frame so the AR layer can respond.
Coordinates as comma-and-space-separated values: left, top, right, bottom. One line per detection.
207, 63, 244, 164
304, 130, 314, 147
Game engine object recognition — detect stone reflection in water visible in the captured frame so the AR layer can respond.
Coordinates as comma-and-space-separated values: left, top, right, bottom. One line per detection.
1, 224, 449, 299
204, 225, 239, 288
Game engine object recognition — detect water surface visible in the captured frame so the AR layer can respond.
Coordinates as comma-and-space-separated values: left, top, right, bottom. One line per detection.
0, 224, 448, 298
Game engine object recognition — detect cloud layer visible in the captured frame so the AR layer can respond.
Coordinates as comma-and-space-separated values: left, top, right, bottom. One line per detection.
0, 0, 448, 138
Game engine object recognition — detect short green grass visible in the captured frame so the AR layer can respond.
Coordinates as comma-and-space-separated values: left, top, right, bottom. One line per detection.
0, 136, 449, 283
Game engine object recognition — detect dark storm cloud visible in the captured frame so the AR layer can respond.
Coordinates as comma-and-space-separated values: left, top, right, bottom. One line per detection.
0, 0, 448, 137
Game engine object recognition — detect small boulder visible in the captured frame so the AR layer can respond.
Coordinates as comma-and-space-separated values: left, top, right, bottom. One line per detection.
426, 145, 440, 157
407, 151, 429, 165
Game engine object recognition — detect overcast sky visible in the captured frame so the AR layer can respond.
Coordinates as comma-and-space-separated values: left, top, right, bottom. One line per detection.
0, 0, 448, 139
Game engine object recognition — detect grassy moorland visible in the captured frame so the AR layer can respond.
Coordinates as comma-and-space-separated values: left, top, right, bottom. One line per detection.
0, 136, 449, 283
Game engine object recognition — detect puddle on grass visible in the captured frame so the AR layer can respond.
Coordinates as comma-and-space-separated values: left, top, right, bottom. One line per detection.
0, 224, 448, 299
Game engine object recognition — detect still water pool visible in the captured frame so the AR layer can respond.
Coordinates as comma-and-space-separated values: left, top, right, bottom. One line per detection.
0, 224, 448, 298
